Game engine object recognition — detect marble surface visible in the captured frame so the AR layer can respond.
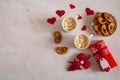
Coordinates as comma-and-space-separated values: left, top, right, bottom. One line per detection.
0, 0, 120, 80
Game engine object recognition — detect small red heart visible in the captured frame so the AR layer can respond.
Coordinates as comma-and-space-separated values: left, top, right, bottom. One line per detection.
56, 10, 65, 17
69, 4, 76, 9
47, 17, 56, 25
85, 8, 94, 15
77, 15, 82, 20
104, 67, 110, 72
81, 26, 87, 31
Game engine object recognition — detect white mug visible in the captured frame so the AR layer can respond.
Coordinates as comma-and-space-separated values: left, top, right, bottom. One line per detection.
74, 34, 93, 49
62, 16, 77, 32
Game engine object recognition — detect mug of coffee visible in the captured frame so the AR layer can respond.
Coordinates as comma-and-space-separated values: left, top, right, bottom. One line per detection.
62, 17, 77, 32
74, 34, 93, 49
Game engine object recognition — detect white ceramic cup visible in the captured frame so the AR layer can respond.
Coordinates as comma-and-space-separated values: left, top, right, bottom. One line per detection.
74, 34, 93, 49
62, 17, 77, 32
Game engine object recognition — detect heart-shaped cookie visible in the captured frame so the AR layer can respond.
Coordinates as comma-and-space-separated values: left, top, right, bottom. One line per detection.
56, 10, 65, 17
69, 4, 76, 9
85, 8, 94, 15
81, 26, 87, 31
47, 17, 56, 25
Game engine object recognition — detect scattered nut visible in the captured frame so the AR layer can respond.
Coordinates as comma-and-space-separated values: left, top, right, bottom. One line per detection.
54, 31, 62, 43
56, 47, 68, 55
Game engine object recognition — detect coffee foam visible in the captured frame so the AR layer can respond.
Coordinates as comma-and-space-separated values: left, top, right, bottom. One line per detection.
63, 17, 76, 31
74, 35, 89, 48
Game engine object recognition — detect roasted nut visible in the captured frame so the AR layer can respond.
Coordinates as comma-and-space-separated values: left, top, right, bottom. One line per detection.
93, 17, 99, 25
101, 25, 109, 36
103, 13, 114, 22
54, 38, 61, 43
93, 25, 102, 35
95, 12, 102, 17
108, 22, 115, 34
98, 17, 107, 24
54, 31, 62, 44
54, 31, 61, 37
56, 47, 68, 55
96, 30, 102, 35
93, 25, 99, 31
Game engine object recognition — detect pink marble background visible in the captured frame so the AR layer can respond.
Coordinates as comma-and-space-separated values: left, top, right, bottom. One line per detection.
0, 0, 120, 80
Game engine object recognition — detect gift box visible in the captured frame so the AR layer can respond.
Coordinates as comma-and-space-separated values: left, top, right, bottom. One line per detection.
89, 40, 118, 72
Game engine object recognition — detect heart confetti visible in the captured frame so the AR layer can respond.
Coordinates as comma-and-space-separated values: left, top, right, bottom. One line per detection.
47, 17, 56, 25
56, 10, 65, 17
69, 4, 76, 9
77, 14, 82, 20
81, 26, 87, 31
85, 8, 94, 15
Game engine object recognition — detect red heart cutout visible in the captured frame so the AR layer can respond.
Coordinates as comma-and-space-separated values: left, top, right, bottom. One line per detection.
56, 10, 65, 17
104, 67, 110, 72
69, 4, 76, 9
85, 8, 94, 15
47, 17, 56, 25
77, 15, 82, 20
81, 26, 87, 31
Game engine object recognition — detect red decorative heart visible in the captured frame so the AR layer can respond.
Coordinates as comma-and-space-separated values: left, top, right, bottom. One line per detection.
69, 4, 76, 9
77, 15, 82, 20
56, 10, 65, 17
47, 17, 56, 25
67, 53, 91, 71
85, 8, 94, 15
81, 26, 87, 31
104, 67, 110, 72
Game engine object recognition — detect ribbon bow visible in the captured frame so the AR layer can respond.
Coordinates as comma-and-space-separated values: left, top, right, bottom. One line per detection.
89, 40, 109, 57
67, 53, 90, 71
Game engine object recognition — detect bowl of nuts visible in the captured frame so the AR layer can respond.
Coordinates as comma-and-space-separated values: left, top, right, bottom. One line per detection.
92, 12, 117, 36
